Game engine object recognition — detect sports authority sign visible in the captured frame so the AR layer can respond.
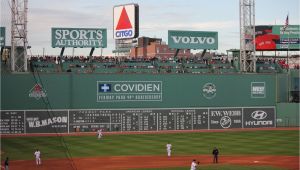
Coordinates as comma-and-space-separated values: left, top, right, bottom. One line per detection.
97, 81, 162, 102
52, 28, 107, 48
168, 30, 218, 49
113, 4, 139, 39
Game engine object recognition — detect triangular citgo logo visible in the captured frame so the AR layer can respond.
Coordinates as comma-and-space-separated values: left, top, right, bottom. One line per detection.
116, 7, 132, 30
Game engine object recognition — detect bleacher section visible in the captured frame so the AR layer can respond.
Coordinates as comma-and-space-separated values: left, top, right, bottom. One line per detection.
92, 62, 120, 73
25, 56, 292, 74
256, 59, 283, 73
120, 60, 157, 74
29, 57, 58, 73
62, 60, 92, 73
210, 60, 236, 74
184, 60, 211, 74
31, 61, 57, 73
156, 60, 180, 73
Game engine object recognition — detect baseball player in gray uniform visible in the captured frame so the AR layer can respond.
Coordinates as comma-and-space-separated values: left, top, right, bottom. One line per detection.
166, 142, 172, 157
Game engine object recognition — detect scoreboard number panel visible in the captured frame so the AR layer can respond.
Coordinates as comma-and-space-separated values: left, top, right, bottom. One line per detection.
0, 107, 275, 134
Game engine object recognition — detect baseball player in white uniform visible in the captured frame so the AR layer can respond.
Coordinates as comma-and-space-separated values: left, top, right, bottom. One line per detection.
190, 159, 199, 170
97, 129, 103, 139
34, 149, 41, 165
166, 142, 172, 157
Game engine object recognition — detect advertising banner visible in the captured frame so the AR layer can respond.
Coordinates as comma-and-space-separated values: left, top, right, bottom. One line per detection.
25, 111, 68, 133
209, 108, 242, 129
251, 82, 266, 98
113, 4, 139, 39
0, 27, 5, 47
97, 81, 162, 102
168, 30, 218, 49
255, 25, 300, 50
243, 107, 275, 128
51, 28, 107, 48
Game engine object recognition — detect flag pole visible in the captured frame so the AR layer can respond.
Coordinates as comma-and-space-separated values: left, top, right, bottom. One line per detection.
287, 13, 289, 71
287, 30, 289, 71
283, 13, 290, 102
286, 13, 290, 102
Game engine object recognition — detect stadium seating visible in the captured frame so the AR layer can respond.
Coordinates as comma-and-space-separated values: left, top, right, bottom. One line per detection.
25, 56, 291, 74
184, 62, 211, 74
256, 59, 283, 73
120, 60, 157, 74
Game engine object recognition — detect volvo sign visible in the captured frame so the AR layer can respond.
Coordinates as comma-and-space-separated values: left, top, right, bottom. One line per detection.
168, 30, 218, 49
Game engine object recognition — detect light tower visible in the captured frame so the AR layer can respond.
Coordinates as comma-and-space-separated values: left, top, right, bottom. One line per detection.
239, 0, 256, 72
11, 0, 28, 72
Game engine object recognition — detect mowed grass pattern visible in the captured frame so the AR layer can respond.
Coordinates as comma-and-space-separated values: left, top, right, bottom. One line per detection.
1, 130, 299, 161
131, 164, 287, 170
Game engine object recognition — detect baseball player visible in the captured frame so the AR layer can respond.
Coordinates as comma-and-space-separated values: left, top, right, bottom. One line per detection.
34, 149, 41, 165
97, 129, 103, 139
190, 159, 199, 170
166, 142, 172, 157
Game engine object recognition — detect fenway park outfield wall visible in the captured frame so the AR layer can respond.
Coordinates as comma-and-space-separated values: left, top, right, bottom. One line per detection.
0, 73, 282, 133
1, 73, 277, 109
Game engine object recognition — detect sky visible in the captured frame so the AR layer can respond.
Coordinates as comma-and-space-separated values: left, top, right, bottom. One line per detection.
1, 0, 299, 56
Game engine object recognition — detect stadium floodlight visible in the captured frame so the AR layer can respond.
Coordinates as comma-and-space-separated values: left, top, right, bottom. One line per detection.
10, 0, 29, 72
239, 0, 256, 73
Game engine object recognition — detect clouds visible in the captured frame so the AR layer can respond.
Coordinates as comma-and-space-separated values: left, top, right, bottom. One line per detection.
1, 0, 299, 56
27, 6, 114, 56
141, 21, 237, 31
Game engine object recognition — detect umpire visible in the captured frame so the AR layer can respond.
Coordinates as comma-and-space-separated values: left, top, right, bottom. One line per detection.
212, 147, 219, 163
4, 157, 9, 170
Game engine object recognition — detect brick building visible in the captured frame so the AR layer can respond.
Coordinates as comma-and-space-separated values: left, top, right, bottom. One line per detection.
129, 37, 192, 59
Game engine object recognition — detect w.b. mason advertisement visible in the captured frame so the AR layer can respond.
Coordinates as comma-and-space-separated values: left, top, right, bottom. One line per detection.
25, 111, 68, 133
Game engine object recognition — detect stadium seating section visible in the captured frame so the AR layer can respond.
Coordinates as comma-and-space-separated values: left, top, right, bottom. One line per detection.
2, 56, 293, 74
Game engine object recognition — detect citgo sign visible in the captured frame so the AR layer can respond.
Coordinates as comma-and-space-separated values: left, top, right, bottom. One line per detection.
113, 4, 139, 39
168, 30, 218, 49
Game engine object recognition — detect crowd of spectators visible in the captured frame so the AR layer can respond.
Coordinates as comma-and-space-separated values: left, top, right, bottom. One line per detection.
24, 55, 299, 73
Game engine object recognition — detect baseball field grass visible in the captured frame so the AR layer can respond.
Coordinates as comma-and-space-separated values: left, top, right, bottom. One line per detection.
131, 165, 287, 170
1, 130, 299, 161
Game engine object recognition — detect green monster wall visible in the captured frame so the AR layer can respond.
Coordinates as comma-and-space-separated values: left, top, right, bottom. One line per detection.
1, 73, 277, 110
276, 103, 299, 127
